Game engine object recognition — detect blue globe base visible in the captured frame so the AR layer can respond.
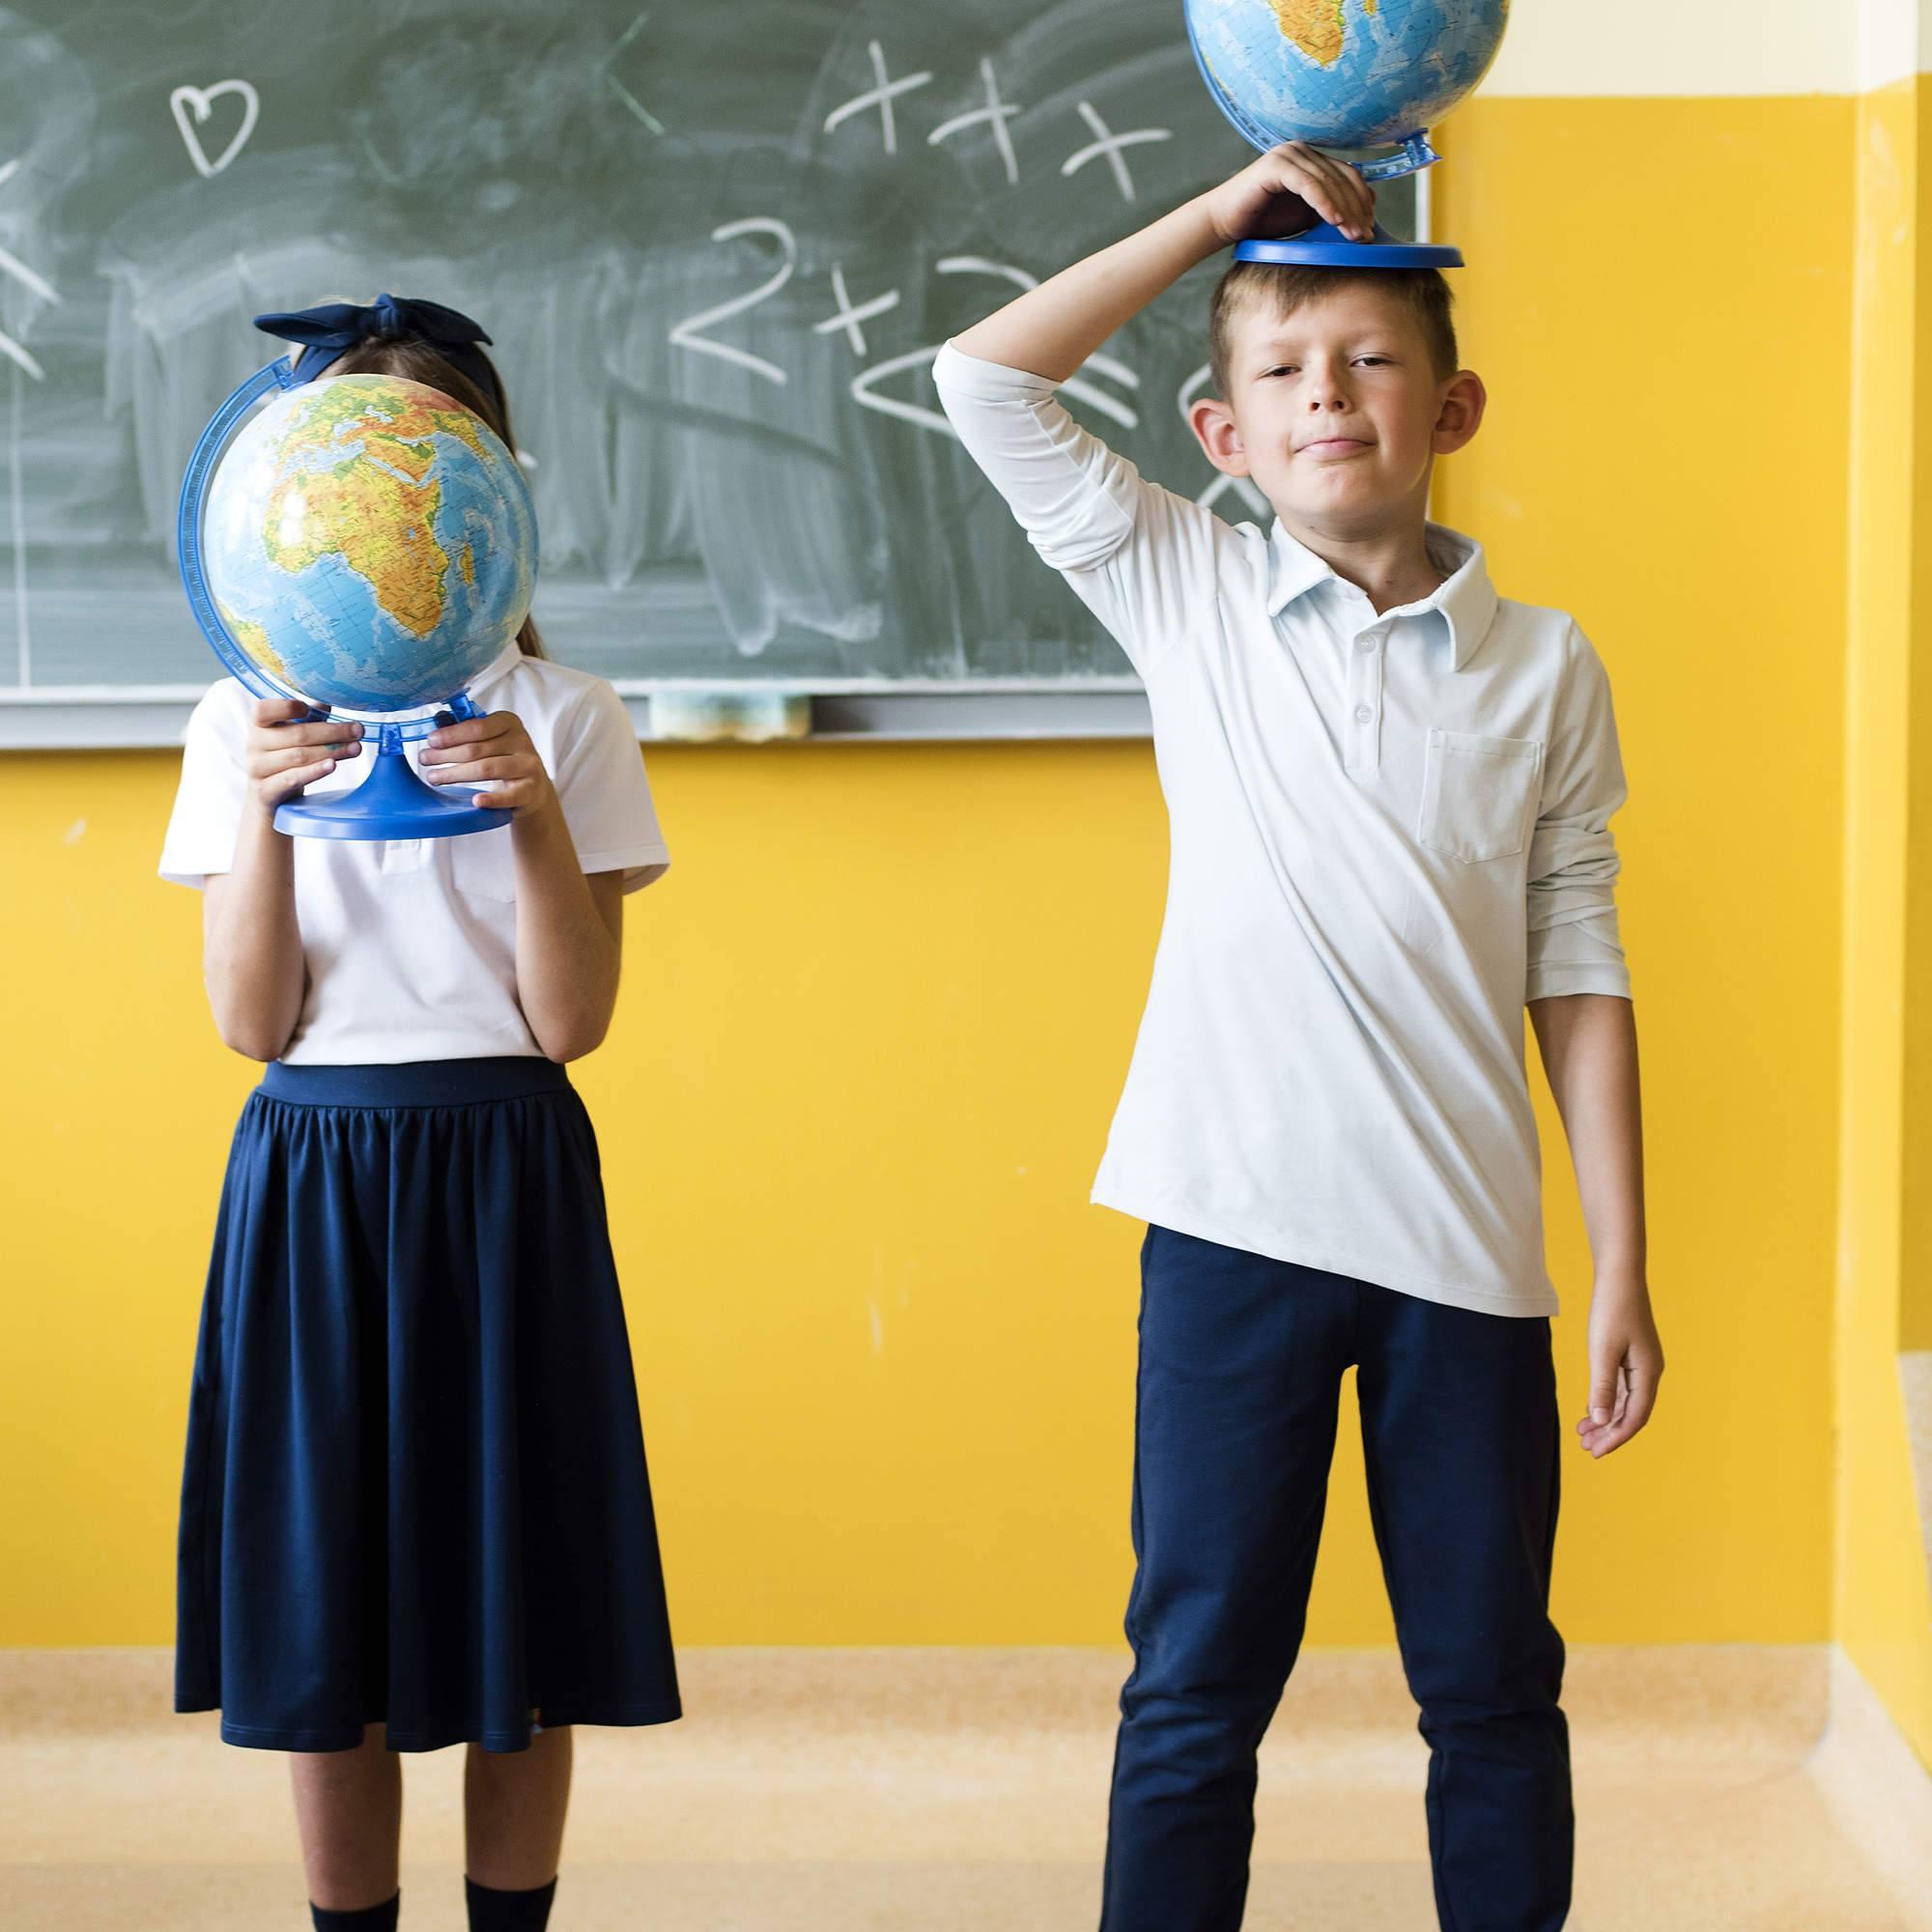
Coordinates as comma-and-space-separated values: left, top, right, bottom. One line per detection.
273, 737, 501, 840
1235, 222, 1463, 270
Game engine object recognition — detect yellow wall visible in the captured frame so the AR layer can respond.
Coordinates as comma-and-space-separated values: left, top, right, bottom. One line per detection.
0, 88, 1886, 1660
1835, 75, 1932, 1769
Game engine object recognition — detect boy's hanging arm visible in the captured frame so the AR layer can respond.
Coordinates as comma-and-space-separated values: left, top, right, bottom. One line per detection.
1528, 993, 1664, 1460
950, 143, 1376, 384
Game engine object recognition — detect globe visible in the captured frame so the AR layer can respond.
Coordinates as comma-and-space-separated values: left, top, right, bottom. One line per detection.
201, 372, 536, 715
1185, 0, 1511, 163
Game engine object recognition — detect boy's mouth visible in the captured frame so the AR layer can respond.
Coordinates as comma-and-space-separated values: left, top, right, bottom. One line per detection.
1297, 436, 1372, 457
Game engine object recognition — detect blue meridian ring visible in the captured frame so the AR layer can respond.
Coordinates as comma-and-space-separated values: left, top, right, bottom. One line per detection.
173, 357, 484, 744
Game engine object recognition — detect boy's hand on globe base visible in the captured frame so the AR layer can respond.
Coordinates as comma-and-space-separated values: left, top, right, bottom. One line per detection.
243, 696, 362, 817
420, 708, 556, 818
1205, 141, 1378, 247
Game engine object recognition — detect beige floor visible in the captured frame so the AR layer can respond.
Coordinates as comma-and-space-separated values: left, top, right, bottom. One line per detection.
1, 1646, 1925, 1931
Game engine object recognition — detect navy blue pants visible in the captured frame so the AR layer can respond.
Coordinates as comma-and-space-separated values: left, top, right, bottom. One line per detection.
1101, 1227, 1570, 1932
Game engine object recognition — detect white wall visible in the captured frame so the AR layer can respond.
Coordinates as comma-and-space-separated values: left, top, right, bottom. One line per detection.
1477, 0, 1918, 98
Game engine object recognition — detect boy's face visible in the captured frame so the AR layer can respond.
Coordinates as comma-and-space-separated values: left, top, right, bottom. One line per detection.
1188, 281, 1484, 536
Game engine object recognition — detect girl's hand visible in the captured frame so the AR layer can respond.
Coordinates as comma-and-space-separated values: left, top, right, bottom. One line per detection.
1204, 142, 1377, 247
1577, 1275, 1664, 1459
420, 709, 555, 817
242, 697, 361, 816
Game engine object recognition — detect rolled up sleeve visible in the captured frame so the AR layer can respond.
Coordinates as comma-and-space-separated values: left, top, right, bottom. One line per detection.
932, 340, 1220, 679
1525, 625, 1632, 1004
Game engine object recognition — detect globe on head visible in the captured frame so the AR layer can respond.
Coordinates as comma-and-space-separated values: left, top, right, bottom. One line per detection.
202, 372, 535, 717
1184, 0, 1511, 182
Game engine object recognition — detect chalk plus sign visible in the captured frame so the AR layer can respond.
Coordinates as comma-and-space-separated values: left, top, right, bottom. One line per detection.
812, 265, 900, 357
927, 59, 1021, 187
1061, 101, 1172, 203
822, 40, 932, 157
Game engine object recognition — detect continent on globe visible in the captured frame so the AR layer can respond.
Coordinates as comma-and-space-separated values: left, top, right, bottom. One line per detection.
1273, 1, 1346, 68
261, 383, 492, 640
266, 463, 452, 639
218, 606, 291, 688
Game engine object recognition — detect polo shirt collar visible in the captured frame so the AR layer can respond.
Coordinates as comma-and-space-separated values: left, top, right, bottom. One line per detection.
1264, 518, 1499, 670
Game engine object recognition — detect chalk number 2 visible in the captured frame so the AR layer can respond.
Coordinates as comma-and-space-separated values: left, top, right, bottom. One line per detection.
668, 218, 799, 387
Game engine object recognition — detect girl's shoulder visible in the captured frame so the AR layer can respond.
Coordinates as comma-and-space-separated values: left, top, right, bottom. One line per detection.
487, 654, 629, 739
183, 676, 255, 755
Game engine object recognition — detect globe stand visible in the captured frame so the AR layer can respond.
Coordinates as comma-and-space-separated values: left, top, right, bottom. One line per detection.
273, 700, 501, 840
1235, 222, 1463, 270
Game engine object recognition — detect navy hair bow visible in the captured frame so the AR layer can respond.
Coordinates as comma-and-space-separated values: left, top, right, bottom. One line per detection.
252, 293, 501, 412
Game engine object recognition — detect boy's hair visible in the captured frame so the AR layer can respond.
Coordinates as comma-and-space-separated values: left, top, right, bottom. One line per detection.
1207, 262, 1458, 403
320, 333, 547, 660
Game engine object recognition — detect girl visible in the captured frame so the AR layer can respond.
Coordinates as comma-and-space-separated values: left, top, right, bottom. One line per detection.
159, 295, 681, 1931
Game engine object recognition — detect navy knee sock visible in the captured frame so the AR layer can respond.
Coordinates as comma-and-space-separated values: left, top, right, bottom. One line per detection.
465, 1876, 557, 1930
310, 1893, 399, 1930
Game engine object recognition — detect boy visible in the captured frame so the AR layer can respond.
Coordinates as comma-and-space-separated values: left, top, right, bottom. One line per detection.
934, 145, 1664, 1932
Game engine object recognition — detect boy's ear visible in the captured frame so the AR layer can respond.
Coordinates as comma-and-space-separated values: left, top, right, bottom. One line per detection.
1187, 395, 1251, 477
1432, 369, 1487, 456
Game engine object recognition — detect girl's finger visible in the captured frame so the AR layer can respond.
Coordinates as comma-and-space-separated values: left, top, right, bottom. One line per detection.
473, 782, 539, 811
261, 758, 335, 802
254, 740, 360, 778
422, 754, 534, 786
255, 720, 361, 752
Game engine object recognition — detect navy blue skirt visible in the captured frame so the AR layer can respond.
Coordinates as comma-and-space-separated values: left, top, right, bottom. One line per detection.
175, 1058, 681, 1753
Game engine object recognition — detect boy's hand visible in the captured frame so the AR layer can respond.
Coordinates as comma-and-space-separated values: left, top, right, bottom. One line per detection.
1577, 1275, 1664, 1459
420, 708, 557, 818
1204, 142, 1378, 247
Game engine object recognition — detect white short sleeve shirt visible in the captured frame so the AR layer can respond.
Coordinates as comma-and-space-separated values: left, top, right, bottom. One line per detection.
934, 341, 1633, 1318
159, 641, 670, 1065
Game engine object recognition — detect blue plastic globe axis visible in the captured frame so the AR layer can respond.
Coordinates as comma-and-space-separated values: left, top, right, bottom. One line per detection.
174, 358, 510, 842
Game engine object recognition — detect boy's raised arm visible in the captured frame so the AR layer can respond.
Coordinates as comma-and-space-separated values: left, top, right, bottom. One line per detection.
951, 144, 1376, 382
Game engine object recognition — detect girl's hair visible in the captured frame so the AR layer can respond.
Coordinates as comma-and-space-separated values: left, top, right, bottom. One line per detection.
320, 335, 546, 659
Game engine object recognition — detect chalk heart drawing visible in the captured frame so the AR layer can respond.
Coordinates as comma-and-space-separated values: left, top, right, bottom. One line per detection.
169, 79, 260, 179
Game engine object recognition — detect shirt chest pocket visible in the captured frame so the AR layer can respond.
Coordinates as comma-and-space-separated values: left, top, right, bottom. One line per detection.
1417, 729, 1545, 864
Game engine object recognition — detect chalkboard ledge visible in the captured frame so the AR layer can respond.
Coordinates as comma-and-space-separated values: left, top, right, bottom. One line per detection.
0, 684, 1153, 750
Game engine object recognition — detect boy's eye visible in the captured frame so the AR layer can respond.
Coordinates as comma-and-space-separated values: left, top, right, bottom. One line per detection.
1356, 355, 1392, 367
1262, 365, 1297, 379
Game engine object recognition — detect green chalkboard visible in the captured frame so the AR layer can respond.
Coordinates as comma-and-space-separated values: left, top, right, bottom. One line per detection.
0, 0, 1414, 713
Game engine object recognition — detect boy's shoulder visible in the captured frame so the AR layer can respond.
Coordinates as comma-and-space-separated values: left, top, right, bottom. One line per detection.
1486, 591, 1604, 678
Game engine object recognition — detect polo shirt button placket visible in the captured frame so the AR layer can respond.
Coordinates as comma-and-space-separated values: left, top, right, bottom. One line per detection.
1349, 626, 1386, 773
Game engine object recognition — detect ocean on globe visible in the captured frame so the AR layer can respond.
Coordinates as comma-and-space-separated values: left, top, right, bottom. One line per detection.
202, 373, 537, 715
1185, 0, 1510, 158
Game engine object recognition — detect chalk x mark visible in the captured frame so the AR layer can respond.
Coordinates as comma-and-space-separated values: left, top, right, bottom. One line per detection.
812, 265, 899, 357
928, 58, 1020, 186
601, 13, 665, 135
170, 79, 260, 179
823, 41, 931, 156
1061, 101, 1170, 203
668, 217, 797, 386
